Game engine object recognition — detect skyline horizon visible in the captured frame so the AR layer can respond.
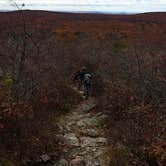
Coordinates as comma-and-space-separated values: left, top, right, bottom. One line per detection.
1, 0, 166, 14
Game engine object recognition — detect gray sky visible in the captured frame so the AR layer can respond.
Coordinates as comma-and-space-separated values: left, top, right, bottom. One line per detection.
1, 0, 166, 13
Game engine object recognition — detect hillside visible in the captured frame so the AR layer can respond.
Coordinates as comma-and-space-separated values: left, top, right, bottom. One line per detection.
0, 11, 166, 42
0, 11, 165, 166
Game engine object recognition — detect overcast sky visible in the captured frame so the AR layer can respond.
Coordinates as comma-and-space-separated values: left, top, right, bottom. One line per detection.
1, 0, 166, 13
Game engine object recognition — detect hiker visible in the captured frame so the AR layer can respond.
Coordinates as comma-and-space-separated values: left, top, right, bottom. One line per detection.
73, 70, 82, 89
73, 67, 92, 99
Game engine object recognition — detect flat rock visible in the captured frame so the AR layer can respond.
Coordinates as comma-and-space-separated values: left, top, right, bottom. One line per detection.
80, 137, 98, 147
80, 128, 99, 137
70, 157, 86, 166
76, 98, 97, 112
80, 137, 107, 148
80, 103, 97, 112
85, 159, 100, 166
64, 133, 80, 147
96, 137, 108, 145
77, 118, 99, 128
40, 154, 51, 162
58, 159, 69, 166
95, 114, 108, 121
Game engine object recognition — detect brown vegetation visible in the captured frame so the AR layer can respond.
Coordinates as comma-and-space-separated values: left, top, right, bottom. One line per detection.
0, 11, 165, 165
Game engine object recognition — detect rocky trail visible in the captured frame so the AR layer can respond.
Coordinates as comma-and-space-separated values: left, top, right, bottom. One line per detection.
56, 96, 109, 166
22, 88, 110, 166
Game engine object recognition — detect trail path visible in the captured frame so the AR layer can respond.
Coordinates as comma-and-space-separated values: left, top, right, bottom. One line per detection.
56, 88, 109, 166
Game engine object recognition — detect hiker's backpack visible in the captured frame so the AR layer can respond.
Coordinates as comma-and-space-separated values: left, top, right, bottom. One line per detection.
83, 73, 92, 85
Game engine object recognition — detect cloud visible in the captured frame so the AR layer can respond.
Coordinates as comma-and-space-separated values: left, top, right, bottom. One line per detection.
1, 0, 166, 13
4, 0, 166, 5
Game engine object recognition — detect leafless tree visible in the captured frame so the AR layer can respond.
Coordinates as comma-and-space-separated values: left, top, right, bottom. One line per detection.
1, 1, 49, 103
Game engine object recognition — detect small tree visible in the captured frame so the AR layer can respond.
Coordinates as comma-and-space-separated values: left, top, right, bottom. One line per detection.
1, 1, 53, 103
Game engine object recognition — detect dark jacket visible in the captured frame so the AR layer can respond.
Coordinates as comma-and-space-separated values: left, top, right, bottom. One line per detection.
74, 70, 90, 82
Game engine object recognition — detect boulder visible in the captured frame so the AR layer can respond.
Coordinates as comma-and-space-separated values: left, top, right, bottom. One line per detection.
40, 154, 51, 163
64, 133, 79, 147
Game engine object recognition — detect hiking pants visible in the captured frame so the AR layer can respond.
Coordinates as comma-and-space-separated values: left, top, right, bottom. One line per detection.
82, 82, 90, 99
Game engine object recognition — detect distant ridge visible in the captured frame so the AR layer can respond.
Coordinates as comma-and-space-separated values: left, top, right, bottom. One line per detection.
1, 9, 166, 16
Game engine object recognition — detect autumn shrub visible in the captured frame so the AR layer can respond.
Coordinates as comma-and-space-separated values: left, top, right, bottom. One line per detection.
33, 73, 81, 115
0, 97, 33, 151
142, 78, 166, 106
109, 145, 131, 166
100, 145, 131, 166
99, 81, 137, 117
147, 142, 166, 166
3, 72, 12, 88
112, 41, 127, 52
0, 69, 82, 160
90, 71, 104, 98
101, 79, 165, 165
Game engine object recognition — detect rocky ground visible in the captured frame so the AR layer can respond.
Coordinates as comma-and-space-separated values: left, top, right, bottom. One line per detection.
56, 97, 109, 166
21, 89, 110, 166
